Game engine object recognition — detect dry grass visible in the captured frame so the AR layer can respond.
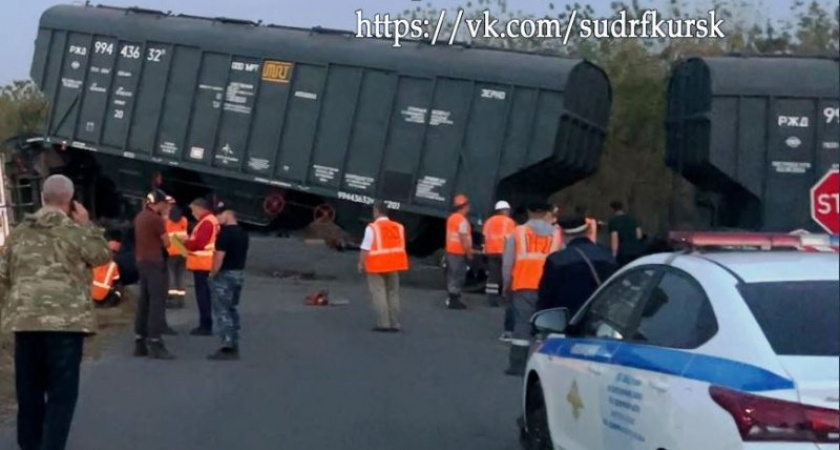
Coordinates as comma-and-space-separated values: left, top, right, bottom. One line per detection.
0, 289, 136, 421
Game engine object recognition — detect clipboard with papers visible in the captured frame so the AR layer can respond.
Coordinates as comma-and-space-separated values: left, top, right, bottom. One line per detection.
169, 235, 189, 257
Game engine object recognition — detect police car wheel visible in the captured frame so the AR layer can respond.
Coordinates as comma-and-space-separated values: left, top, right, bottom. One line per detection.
524, 383, 553, 450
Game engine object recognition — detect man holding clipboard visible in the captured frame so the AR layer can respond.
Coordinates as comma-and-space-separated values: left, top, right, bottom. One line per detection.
183, 197, 220, 336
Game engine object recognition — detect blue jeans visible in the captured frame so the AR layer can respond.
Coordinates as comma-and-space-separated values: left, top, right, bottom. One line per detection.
210, 270, 244, 348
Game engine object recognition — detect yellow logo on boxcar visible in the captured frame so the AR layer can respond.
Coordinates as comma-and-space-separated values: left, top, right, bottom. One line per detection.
262, 61, 293, 83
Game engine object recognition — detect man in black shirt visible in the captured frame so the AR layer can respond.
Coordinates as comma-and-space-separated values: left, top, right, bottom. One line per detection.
607, 200, 644, 267
207, 199, 249, 360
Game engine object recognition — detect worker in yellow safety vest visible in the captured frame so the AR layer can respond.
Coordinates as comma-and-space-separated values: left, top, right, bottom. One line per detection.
502, 201, 562, 376
91, 235, 123, 307
358, 200, 409, 332
164, 196, 189, 309
444, 194, 473, 310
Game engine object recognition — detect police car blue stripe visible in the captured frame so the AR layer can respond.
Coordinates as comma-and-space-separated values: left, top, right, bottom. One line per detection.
536, 337, 795, 392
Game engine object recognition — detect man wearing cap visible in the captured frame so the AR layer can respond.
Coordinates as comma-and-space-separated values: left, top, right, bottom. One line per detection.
502, 201, 561, 376
207, 199, 249, 360
482, 200, 516, 309
538, 215, 617, 318
184, 197, 220, 336
444, 194, 473, 310
132, 189, 175, 359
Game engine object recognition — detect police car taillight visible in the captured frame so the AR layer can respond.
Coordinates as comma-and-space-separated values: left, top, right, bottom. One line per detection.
710, 386, 840, 443
669, 232, 840, 253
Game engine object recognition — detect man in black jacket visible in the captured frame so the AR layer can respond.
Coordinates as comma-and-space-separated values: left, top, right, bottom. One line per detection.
537, 216, 618, 318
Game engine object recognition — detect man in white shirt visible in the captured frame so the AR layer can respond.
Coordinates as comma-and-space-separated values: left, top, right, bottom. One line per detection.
357, 201, 409, 332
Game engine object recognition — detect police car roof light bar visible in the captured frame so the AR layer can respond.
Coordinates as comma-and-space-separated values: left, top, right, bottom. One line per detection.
668, 232, 840, 253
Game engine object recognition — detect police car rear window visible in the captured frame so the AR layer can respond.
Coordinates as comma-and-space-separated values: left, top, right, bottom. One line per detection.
739, 281, 840, 356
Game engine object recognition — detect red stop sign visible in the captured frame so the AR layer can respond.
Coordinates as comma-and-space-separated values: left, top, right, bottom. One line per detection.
810, 168, 840, 234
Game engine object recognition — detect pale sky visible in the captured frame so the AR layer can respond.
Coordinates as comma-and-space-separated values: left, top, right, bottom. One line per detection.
0, 0, 821, 85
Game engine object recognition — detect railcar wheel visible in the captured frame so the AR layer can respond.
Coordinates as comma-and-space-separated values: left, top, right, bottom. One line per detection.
313, 203, 336, 224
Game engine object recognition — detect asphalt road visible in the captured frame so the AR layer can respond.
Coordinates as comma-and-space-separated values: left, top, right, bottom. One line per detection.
0, 237, 522, 450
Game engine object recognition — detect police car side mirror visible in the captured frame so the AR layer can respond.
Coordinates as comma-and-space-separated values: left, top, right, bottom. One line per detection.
531, 308, 569, 335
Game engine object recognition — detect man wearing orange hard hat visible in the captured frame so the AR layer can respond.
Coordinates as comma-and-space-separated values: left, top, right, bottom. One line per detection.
444, 193, 472, 310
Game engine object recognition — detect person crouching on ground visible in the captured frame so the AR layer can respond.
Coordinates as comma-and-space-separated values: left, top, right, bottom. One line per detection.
358, 200, 409, 332
0, 174, 111, 450
90, 230, 124, 308
207, 199, 249, 360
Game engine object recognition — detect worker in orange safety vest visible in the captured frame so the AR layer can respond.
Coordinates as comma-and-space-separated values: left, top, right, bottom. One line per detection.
358, 200, 409, 332
444, 194, 473, 310
184, 196, 220, 335
91, 236, 123, 307
164, 196, 189, 309
502, 201, 562, 376
482, 200, 516, 309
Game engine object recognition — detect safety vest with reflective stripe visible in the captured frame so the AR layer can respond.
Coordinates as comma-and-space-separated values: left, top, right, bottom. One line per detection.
186, 214, 219, 272
165, 217, 189, 256
91, 261, 120, 302
446, 213, 471, 255
364, 219, 409, 274
482, 214, 516, 255
511, 225, 562, 291
586, 217, 597, 243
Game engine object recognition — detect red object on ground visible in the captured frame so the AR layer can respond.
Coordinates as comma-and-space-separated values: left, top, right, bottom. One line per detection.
304, 290, 329, 306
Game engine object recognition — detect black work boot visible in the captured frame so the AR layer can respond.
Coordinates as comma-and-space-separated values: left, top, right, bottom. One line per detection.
208, 346, 239, 361
133, 338, 148, 357
447, 294, 467, 310
148, 340, 175, 360
505, 345, 529, 376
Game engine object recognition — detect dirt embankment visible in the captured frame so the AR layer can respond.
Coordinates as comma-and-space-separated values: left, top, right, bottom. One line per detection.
0, 290, 136, 421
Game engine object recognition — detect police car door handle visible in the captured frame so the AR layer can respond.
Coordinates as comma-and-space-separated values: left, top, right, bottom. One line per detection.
649, 380, 669, 392
587, 364, 604, 375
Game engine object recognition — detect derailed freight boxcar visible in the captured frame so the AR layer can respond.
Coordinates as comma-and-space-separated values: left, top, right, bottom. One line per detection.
21, 4, 611, 253
666, 56, 839, 232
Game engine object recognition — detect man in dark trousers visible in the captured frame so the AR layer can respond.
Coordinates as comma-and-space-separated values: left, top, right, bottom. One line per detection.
608, 200, 644, 267
132, 189, 175, 359
208, 199, 249, 360
538, 216, 618, 317
0, 175, 111, 450
184, 197, 220, 336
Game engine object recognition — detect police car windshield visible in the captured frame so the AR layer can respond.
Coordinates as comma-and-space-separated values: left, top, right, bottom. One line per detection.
739, 280, 840, 357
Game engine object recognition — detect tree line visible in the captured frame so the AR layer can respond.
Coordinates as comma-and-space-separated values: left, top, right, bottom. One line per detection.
402, 0, 838, 232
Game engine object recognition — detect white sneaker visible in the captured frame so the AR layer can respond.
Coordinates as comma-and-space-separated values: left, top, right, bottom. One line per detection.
499, 332, 513, 342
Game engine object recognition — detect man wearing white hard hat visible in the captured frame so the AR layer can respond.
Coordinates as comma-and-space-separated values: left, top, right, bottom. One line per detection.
482, 200, 517, 334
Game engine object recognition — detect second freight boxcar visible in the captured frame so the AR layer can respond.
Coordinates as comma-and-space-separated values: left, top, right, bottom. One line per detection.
666, 55, 839, 232
25, 4, 611, 252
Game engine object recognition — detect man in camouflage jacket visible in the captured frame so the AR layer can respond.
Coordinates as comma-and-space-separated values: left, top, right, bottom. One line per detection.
0, 174, 110, 450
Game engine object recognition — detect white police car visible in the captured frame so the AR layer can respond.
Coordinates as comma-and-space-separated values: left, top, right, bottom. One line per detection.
520, 232, 840, 450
